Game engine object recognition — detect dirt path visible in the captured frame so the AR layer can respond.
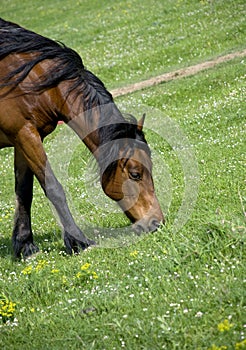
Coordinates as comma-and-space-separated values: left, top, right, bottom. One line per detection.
111, 49, 246, 98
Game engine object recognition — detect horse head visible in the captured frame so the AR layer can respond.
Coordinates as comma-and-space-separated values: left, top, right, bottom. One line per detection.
98, 114, 164, 233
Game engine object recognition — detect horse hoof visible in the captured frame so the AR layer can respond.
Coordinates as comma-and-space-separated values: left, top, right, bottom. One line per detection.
21, 242, 40, 259
64, 231, 96, 255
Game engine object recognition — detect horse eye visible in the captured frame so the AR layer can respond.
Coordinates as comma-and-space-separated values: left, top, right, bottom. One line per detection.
129, 172, 141, 181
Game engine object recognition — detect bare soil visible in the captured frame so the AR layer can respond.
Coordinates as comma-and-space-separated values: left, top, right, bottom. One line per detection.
111, 49, 246, 98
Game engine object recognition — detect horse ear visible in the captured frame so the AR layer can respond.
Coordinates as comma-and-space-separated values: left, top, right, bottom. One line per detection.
137, 113, 146, 132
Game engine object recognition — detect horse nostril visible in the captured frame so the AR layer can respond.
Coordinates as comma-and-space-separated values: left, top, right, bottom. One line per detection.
149, 219, 160, 232
133, 224, 145, 235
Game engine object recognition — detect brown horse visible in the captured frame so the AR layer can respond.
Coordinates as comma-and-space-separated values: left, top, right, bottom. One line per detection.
0, 18, 164, 258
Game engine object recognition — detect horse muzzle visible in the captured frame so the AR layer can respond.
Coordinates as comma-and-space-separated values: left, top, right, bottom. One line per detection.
132, 216, 164, 234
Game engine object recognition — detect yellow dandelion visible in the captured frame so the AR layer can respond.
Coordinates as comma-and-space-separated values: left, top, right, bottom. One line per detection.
91, 271, 98, 279
217, 319, 234, 332
0, 297, 16, 322
81, 263, 91, 271
21, 266, 33, 275
35, 260, 48, 272
51, 269, 60, 274
130, 250, 138, 257
208, 345, 227, 350
76, 272, 82, 279
235, 339, 246, 350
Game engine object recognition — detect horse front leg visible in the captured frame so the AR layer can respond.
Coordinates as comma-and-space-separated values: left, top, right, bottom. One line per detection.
44, 161, 96, 254
15, 126, 95, 256
13, 149, 39, 258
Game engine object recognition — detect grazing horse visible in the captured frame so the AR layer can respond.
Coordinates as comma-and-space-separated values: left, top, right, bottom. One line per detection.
0, 18, 164, 258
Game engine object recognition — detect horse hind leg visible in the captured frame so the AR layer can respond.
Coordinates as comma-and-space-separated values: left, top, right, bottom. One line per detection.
13, 149, 39, 258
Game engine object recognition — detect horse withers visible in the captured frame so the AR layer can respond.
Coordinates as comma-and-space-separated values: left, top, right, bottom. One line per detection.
0, 18, 164, 258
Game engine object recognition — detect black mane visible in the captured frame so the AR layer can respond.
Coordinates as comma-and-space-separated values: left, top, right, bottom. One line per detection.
98, 114, 151, 175
0, 18, 113, 105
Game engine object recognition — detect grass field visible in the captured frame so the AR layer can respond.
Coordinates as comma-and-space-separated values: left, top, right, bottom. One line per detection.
1, 0, 246, 349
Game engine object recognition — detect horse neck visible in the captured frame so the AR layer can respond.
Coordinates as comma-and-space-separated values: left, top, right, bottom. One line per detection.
58, 81, 122, 157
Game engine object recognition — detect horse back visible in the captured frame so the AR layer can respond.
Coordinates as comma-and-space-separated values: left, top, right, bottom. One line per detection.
0, 54, 64, 146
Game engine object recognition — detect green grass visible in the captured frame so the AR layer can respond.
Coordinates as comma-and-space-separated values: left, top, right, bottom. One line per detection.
1, 0, 246, 349
1, 59, 245, 350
